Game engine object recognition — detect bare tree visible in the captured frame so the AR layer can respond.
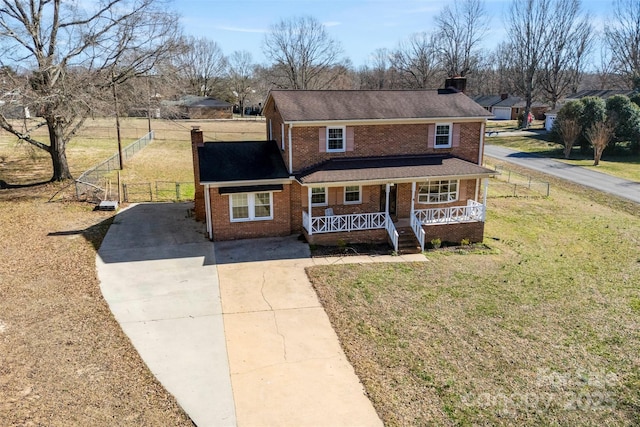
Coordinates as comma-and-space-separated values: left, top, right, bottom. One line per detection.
390, 32, 442, 89
505, 0, 551, 128
605, 0, 640, 89
227, 51, 255, 118
0, 0, 181, 182
558, 118, 582, 158
358, 48, 396, 89
176, 36, 227, 97
538, 0, 593, 109
263, 15, 346, 89
434, 0, 489, 78
585, 120, 614, 166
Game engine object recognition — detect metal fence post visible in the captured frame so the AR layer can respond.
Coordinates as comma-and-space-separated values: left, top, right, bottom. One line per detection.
176, 182, 180, 201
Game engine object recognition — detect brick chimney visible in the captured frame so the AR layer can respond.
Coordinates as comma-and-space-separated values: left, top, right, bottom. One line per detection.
191, 126, 206, 221
445, 76, 467, 93
501, 93, 509, 100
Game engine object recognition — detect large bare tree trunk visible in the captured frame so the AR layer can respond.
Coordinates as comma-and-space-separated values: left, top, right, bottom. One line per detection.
47, 117, 72, 181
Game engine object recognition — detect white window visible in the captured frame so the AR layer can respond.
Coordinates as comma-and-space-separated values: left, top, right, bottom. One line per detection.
344, 185, 361, 204
311, 187, 327, 206
230, 192, 273, 221
327, 126, 345, 152
418, 180, 459, 204
434, 124, 452, 148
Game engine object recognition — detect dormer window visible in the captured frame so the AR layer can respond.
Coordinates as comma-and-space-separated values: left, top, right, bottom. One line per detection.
434, 124, 452, 148
327, 126, 346, 152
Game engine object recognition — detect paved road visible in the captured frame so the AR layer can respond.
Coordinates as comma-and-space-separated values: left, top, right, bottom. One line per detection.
485, 145, 640, 204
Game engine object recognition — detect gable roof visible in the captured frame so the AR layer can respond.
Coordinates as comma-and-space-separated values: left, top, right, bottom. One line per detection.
198, 140, 289, 184
566, 89, 636, 100
297, 155, 496, 184
472, 95, 503, 108
266, 90, 492, 123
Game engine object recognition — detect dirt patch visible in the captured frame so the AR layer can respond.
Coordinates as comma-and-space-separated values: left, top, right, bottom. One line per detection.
0, 185, 192, 425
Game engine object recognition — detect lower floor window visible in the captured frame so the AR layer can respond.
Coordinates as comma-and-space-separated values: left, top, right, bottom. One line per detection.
418, 180, 459, 203
230, 192, 273, 221
344, 185, 361, 204
311, 187, 327, 206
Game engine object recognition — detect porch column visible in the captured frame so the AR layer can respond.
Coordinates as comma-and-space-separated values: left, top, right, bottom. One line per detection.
385, 183, 390, 214
307, 186, 313, 236
411, 182, 416, 218
482, 178, 489, 221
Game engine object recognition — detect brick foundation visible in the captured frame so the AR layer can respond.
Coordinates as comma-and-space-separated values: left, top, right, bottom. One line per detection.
422, 221, 484, 246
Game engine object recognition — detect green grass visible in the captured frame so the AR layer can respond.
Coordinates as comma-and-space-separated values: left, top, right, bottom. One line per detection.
308, 180, 640, 426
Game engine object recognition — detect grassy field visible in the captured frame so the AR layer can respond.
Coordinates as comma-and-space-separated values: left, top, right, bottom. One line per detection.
308, 177, 640, 426
486, 134, 640, 182
0, 117, 266, 186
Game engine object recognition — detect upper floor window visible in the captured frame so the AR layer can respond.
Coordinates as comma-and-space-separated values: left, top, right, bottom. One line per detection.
327, 126, 346, 152
417, 180, 458, 204
311, 187, 327, 206
434, 124, 452, 148
230, 192, 273, 221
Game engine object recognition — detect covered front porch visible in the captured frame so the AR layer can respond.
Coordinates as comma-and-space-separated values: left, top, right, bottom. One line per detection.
297, 154, 496, 252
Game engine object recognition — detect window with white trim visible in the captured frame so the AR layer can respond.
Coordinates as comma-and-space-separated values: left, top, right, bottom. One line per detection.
417, 180, 459, 204
434, 124, 452, 148
230, 192, 273, 221
311, 187, 327, 206
327, 126, 345, 152
344, 185, 361, 204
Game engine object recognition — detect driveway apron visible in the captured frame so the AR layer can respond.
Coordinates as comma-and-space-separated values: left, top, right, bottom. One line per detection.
214, 236, 383, 427
97, 203, 236, 427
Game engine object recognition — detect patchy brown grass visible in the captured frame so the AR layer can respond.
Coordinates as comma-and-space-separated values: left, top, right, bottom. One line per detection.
307, 179, 640, 426
0, 185, 192, 426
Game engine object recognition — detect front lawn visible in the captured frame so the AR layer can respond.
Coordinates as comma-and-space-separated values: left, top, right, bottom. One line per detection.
307, 179, 640, 426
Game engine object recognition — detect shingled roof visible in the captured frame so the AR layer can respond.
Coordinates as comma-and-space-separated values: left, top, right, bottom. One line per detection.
297, 155, 496, 184
266, 90, 492, 122
198, 140, 289, 184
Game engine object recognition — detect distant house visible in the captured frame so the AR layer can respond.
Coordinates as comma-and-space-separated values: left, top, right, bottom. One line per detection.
472, 94, 548, 121
163, 96, 233, 119
544, 89, 638, 131
191, 85, 496, 252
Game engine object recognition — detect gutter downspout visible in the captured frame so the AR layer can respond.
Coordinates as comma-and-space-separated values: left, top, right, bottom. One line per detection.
204, 184, 213, 240
288, 124, 293, 174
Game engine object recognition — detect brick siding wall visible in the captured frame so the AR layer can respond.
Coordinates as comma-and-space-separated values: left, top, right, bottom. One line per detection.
210, 185, 292, 241
285, 122, 483, 172
304, 228, 389, 247
422, 221, 484, 245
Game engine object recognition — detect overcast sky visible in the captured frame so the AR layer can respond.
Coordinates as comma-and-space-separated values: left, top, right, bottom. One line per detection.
173, 0, 611, 67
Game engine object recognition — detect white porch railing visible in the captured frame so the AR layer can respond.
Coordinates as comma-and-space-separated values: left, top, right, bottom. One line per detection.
302, 211, 399, 252
410, 214, 426, 251
385, 213, 399, 252
414, 200, 485, 225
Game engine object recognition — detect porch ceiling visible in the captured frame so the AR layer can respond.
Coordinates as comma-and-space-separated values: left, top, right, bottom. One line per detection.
297, 155, 496, 184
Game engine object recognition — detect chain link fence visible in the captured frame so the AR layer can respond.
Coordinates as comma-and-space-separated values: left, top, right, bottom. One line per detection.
486, 162, 551, 197
75, 131, 154, 202
122, 181, 195, 202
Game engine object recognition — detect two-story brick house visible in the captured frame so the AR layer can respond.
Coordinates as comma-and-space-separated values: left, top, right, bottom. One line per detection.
191, 88, 495, 252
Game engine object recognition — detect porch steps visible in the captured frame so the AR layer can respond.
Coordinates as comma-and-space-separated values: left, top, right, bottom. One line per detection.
396, 226, 422, 254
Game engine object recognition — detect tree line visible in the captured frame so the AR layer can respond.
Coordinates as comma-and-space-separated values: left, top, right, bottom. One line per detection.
0, 0, 639, 181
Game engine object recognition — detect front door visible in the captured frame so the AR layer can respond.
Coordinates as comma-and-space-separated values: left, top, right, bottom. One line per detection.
380, 184, 397, 216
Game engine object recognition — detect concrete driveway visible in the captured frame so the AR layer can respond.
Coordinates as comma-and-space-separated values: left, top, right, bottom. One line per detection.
97, 203, 383, 426
485, 144, 640, 204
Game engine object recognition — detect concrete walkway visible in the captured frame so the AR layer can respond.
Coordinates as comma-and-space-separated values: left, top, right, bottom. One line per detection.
97, 203, 425, 426
485, 144, 640, 204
